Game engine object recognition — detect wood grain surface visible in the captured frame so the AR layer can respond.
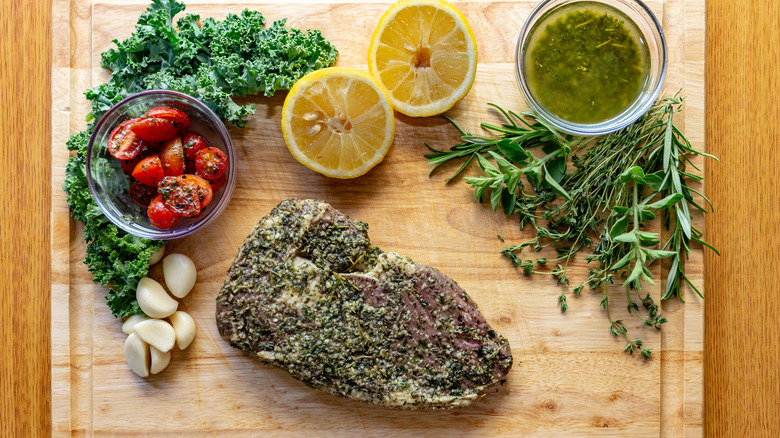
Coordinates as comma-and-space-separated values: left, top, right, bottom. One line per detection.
0, 0, 777, 437
0, 0, 52, 436
53, 0, 698, 436
704, 1, 780, 436
52, 0, 705, 435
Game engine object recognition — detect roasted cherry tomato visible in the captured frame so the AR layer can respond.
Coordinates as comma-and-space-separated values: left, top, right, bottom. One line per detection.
147, 195, 179, 229
107, 119, 143, 160
208, 174, 226, 192
180, 174, 213, 208
129, 117, 178, 142
157, 176, 202, 217
181, 131, 210, 161
140, 140, 161, 156
145, 106, 191, 130
160, 136, 185, 176
132, 155, 165, 187
129, 182, 157, 207
195, 147, 228, 181
121, 154, 142, 175
184, 158, 196, 175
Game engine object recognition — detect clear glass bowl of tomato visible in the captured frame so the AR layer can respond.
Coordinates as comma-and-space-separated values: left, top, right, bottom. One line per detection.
86, 90, 236, 240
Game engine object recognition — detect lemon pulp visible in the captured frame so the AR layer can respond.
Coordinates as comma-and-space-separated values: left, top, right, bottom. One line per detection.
368, 0, 478, 117
281, 68, 395, 179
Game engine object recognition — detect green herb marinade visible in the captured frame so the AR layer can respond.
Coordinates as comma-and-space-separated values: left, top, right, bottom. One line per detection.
525, 3, 649, 123
63, 0, 338, 318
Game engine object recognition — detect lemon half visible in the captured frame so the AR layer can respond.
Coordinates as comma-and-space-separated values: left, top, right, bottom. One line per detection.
281, 68, 395, 179
368, 0, 478, 117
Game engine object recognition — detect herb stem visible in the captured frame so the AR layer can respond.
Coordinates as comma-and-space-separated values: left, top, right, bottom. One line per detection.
604, 283, 631, 344
426, 96, 716, 358
632, 183, 640, 229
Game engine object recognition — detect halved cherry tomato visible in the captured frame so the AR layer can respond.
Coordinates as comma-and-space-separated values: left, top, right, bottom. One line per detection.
160, 136, 185, 176
129, 117, 178, 142
132, 155, 165, 187
121, 154, 142, 175
147, 195, 179, 229
107, 119, 143, 160
180, 174, 213, 208
129, 182, 157, 207
208, 174, 226, 192
182, 131, 210, 161
140, 140, 161, 156
157, 176, 202, 217
119, 140, 156, 175
184, 158, 196, 175
145, 107, 190, 130
195, 147, 228, 181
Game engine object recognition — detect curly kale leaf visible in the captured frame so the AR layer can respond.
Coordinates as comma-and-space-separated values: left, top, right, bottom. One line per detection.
141, 70, 256, 127
63, 130, 164, 319
99, 0, 190, 82
200, 13, 339, 97
65, 0, 338, 318
92, 0, 338, 127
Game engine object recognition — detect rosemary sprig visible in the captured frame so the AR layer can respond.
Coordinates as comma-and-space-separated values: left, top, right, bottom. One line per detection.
426, 95, 717, 358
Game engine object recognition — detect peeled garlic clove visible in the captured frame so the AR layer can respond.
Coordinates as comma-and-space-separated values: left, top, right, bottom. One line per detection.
136, 277, 178, 318
163, 254, 197, 298
148, 245, 166, 266
169, 311, 196, 350
124, 333, 150, 378
133, 319, 176, 353
121, 314, 148, 335
150, 345, 171, 374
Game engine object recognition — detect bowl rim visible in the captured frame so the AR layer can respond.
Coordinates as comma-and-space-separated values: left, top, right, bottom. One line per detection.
85, 89, 237, 240
515, 0, 668, 136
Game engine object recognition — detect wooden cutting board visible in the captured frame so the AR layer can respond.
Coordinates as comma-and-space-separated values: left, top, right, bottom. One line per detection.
50, 0, 706, 436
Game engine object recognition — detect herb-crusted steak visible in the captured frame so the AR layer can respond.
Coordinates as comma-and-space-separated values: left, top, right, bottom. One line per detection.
216, 199, 512, 409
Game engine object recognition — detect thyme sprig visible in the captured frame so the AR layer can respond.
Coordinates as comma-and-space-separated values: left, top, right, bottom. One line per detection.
425, 95, 717, 358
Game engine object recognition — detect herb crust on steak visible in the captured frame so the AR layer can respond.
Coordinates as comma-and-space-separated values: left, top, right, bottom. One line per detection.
216, 199, 512, 409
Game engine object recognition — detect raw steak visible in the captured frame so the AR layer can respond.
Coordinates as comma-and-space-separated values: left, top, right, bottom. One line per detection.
216, 199, 512, 409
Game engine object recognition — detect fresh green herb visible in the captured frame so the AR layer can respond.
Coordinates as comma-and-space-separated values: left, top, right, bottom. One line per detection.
63, 0, 338, 318
425, 95, 717, 358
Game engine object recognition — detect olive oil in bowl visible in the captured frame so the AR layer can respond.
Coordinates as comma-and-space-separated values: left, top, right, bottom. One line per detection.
523, 2, 651, 124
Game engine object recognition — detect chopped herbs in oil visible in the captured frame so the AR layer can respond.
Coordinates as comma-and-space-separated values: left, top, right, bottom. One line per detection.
524, 2, 650, 123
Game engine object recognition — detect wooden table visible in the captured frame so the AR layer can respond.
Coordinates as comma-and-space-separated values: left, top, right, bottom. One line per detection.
0, 0, 777, 436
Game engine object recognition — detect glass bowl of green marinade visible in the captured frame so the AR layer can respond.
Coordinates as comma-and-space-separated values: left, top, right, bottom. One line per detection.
516, 0, 667, 136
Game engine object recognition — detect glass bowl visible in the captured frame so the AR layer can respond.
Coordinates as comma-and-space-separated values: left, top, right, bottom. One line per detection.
516, 0, 667, 136
86, 90, 237, 240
